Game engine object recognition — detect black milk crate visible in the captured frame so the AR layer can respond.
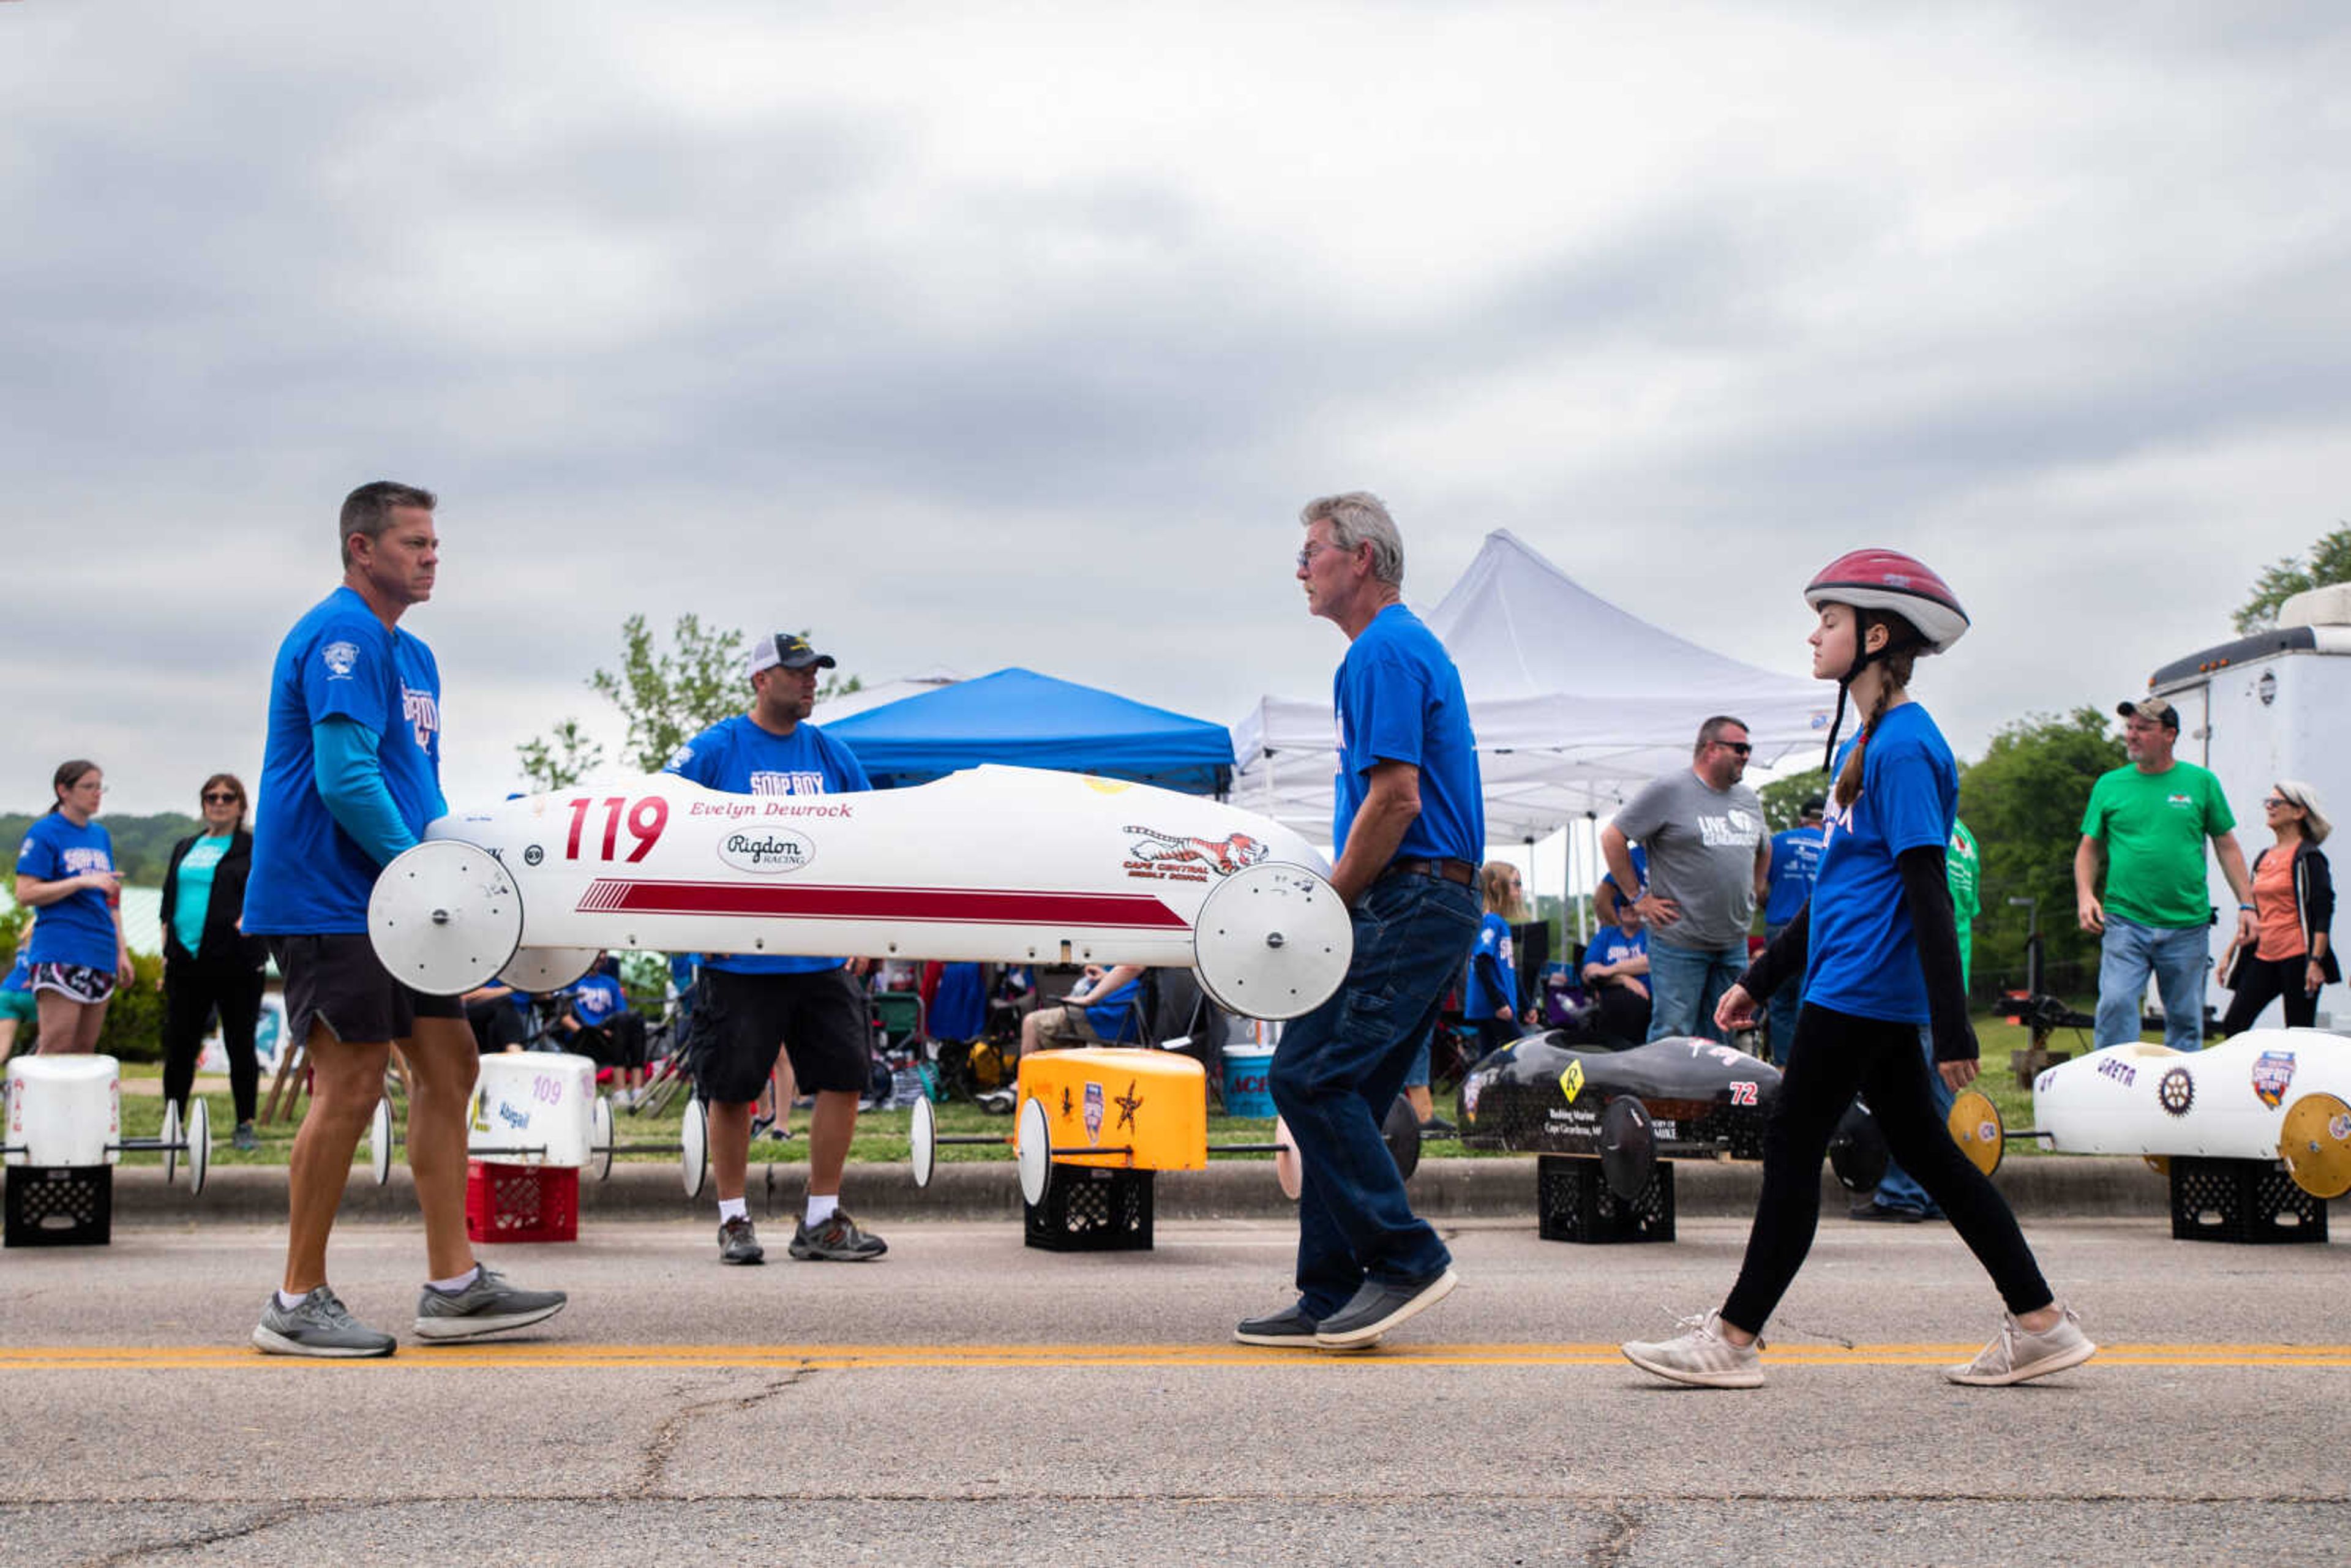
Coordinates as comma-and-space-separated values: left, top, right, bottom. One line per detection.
4, 1165, 113, 1247
1025, 1166, 1155, 1252
1537, 1154, 1674, 1244
2168, 1156, 2328, 1245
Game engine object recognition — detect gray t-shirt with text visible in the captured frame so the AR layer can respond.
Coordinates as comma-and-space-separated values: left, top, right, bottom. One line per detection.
1611, 769, 1766, 951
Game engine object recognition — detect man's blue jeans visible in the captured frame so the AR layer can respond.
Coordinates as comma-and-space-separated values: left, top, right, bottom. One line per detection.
1873, 1027, 1954, 1217
1764, 922, 1802, 1063
1269, 872, 1479, 1320
1645, 937, 1749, 1043
2096, 915, 2211, 1051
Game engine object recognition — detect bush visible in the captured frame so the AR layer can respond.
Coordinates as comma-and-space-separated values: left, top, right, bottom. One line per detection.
97, 952, 166, 1063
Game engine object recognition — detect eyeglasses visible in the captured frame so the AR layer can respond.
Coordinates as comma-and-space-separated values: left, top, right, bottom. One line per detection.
1295, 540, 1354, 571
203, 792, 241, 805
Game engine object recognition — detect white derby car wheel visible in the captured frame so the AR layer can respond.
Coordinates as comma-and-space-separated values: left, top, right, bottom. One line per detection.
368, 1097, 395, 1185
368, 840, 525, 997
681, 1098, 710, 1198
160, 1099, 181, 1185
185, 1098, 211, 1196
498, 946, 602, 992
590, 1095, 615, 1182
910, 1095, 938, 1190
1192, 863, 1352, 1021
1017, 1095, 1052, 1207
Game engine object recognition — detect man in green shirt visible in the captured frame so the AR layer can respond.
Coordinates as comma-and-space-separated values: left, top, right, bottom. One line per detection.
1854, 819, 1982, 1222
2074, 696, 2252, 1051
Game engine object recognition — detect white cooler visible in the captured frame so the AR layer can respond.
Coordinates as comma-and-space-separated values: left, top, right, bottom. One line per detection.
4, 1055, 123, 1246
468, 1052, 596, 1168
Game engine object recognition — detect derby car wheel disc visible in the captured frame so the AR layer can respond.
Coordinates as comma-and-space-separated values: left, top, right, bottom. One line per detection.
368, 1097, 394, 1186
590, 1095, 615, 1182
1017, 1096, 1052, 1207
2278, 1092, 2351, 1200
910, 1095, 937, 1190
1193, 864, 1353, 1022
1599, 1097, 1657, 1202
368, 840, 523, 997
1948, 1089, 2004, 1177
498, 946, 601, 992
159, 1099, 181, 1185
681, 1098, 710, 1198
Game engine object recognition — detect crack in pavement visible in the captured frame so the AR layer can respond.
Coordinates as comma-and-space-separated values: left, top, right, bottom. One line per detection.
93, 1502, 318, 1566
1586, 1504, 1644, 1567
1767, 1319, 1857, 1350
632, 1370, 811, 1496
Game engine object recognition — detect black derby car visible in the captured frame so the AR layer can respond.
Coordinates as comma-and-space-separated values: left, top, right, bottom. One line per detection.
1457, 1032, 1782, 1163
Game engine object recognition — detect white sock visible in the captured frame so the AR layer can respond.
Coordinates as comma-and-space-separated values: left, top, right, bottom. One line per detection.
805, 1193, 839, 1226
276, 1289, 310, 1310
718, 1196, 749, 1223
427, 1266, 481, 1294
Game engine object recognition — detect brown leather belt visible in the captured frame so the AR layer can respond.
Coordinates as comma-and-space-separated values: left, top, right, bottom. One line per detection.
1378, 857, 1476, 888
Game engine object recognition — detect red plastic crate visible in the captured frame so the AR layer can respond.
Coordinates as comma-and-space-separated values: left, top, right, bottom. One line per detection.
465, 1160, 579, 1244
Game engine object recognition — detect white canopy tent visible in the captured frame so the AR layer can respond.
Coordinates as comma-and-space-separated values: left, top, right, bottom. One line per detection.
1230, 530, 1832, 920
809, 667, 963, 727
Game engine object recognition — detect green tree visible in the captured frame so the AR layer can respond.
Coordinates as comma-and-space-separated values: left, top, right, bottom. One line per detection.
514, 717, 607, 793
1955, 707, 2124, 992
0, 812, 200, 886
2232, 523, 2351, 634
1758, 769, 1830, 832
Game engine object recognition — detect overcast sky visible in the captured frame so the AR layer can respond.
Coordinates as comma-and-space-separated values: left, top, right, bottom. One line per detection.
5, 1, 2347, 828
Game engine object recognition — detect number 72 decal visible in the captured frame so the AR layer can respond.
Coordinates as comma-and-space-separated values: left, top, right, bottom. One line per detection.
1728, 1081, 1758, 1106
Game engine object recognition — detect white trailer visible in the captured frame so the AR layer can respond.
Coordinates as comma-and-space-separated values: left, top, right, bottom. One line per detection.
2145, 583, 2351, 1030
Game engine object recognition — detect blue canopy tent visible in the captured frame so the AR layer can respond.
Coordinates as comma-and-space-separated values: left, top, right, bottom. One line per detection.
823, 667, 1235, 795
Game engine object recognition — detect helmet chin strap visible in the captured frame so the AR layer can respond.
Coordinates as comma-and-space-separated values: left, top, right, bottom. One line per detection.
1818, 626, 1918, 774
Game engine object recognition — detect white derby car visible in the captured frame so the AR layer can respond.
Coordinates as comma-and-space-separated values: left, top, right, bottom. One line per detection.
2031, 1027, 2351, 1198
364, 765, 1351, 1022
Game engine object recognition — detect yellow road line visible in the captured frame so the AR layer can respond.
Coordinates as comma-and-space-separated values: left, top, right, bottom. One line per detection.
1, 1343, 2348, 1371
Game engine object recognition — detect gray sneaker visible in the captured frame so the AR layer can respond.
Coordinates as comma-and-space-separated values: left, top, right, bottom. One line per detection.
413, 1265, 568, 1343
252, 1286, 396, 1359
719, 1215, 765, 1265
789, 1208, 887, 1261
232, 1121, 258, 1152
1621, 1310, 1766, 1389
1946, 1305, 2096, 1386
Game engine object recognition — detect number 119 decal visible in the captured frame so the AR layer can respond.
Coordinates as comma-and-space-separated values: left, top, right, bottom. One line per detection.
564, 796, 669, 863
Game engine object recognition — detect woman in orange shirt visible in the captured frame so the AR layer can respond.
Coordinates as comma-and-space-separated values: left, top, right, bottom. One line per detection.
2220, 780, 2335, 1034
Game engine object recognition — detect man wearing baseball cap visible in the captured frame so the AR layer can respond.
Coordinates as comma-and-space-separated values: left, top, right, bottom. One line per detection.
663, 631, 887, 1266
2074, 695, 2253, 1051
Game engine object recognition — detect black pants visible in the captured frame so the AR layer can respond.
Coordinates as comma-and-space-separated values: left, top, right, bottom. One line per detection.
161, 964, 265, 1124
1593, 983, 1652, 1046
2221, 953, 2319, 1034
1721, 1002, 2053, 1335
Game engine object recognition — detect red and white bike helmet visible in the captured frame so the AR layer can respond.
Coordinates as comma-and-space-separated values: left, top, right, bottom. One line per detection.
1802, 549, 1970, 653
1804, 549, 1969, 770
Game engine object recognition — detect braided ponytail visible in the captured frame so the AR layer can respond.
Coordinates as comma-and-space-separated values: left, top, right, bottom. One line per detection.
1832, 615, 1919, 809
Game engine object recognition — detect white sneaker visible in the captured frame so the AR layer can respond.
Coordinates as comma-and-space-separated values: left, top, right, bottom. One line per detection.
1621, 1310, 1765, 1389
1946, 1305, 2096, 1386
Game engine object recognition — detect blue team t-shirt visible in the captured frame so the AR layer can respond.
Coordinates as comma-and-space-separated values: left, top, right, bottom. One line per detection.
1463, 911, 1517, 1017
568, 972, 627, 1028
246, 586, 446, 935
1583, 923, 1648, 975
1802, 702, 1959, 1024
664, 714, 872, 974
1331, 605, 1484, 864
2, 949, 30, 992
15, 816, 120, 969
1763, 825, 1824, 927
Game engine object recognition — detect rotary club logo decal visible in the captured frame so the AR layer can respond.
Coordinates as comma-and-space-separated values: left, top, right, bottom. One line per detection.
2158, 1066, 2195, 1117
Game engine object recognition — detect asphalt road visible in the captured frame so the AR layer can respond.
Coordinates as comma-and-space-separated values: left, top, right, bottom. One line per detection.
2, 1212, 2344, 1566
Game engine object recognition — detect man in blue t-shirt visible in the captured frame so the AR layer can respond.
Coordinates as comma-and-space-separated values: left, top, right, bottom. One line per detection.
1239, 492, 1483, 1354
665, 632, 885, 1267
1761, 797, 1826, 1064
242, 481, 564, 1359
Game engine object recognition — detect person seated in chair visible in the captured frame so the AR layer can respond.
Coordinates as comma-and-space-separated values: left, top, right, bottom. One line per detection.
555, 955, 648, 1102
1581, 906, 1652, 1045
1018, 963, 1147, 1057
462, 980, 531, 1054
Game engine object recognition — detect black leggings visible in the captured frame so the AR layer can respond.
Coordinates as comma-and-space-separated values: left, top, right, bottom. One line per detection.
1720, 1002, 2053, 1335
2220, 953, 2318, 1035
161, 964, 264, 1125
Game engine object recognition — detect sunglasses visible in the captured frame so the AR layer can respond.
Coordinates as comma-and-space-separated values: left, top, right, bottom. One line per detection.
2264, 796, 2291, 809
203, 792, 241, 805
1717, 741, 1752, 756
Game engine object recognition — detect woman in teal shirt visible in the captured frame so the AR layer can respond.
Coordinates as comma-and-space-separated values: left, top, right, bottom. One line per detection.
160, 774, 268, 1150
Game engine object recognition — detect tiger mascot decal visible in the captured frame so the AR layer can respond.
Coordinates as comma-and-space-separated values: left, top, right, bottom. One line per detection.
1124, 825, 1270, 876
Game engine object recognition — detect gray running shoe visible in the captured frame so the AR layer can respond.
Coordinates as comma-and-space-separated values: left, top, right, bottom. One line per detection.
719, 1215, 765, 1265
789, 1208, 887, 1261
1621, 1310, 1766, 1389
413, 1266, 568, 1343
232, 1121, 258, 1152
1946, 1305, 2096, 1386
252, 1286, 396, 1359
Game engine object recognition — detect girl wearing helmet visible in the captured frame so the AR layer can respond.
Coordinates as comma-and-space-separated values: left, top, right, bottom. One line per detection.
1622, 550, 2094, 1389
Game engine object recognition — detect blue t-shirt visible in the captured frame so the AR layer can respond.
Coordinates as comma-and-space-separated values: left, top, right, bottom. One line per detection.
15, 816, 119, 969
1802, 703, 1959, 1024
1599, 844, 1648, 902
246, 586, 446, 935
663, 714, 872, 974
1082, 972, 1144, 1043
1331, 605, 1484, 863
1463, 912, 1517, 1018
1763, 825, 1824, 927
2, 949, 30, 992
171, 835, 233, 956
1583, 923, 1648, 976
568, 972, 627, 1028
929, 962, 986, 1041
